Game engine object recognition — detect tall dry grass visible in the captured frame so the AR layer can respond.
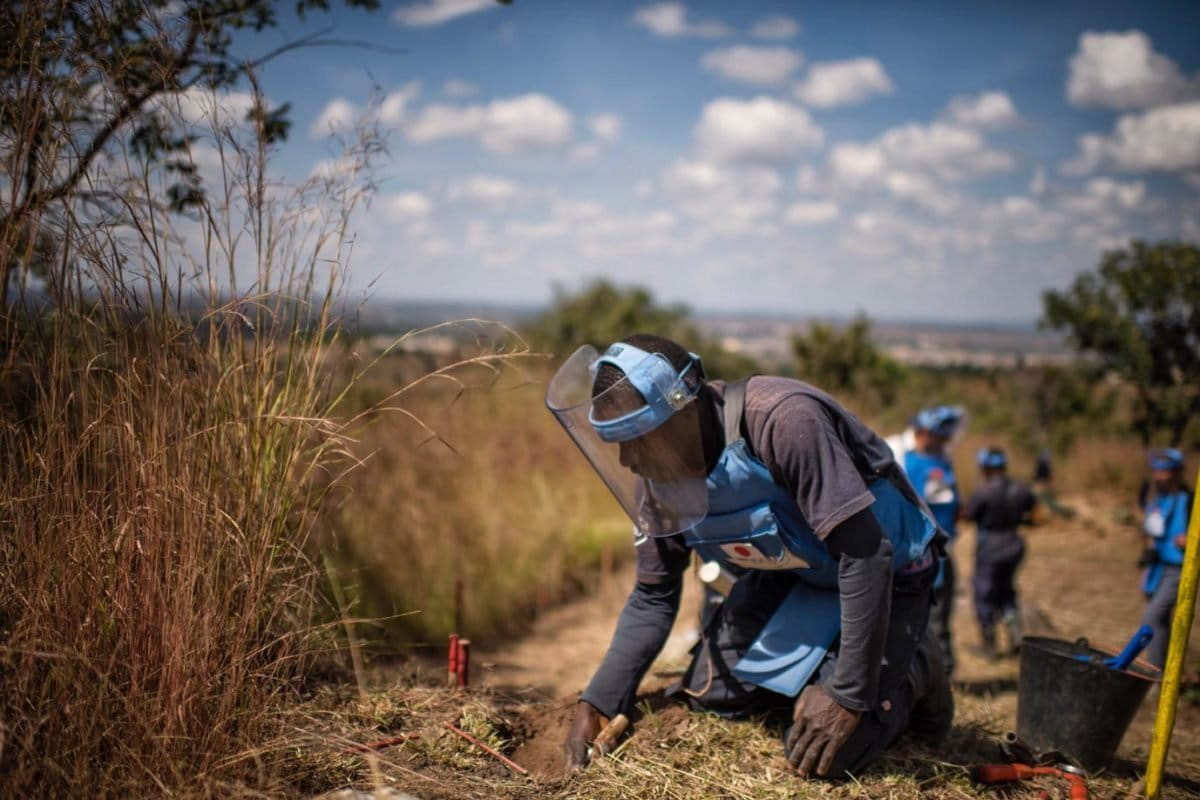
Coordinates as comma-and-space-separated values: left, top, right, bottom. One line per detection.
0, 78, 387, 794
327, 351, 630, 649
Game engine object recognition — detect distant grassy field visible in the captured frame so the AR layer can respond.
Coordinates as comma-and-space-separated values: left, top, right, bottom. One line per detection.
326, 349, 631, 650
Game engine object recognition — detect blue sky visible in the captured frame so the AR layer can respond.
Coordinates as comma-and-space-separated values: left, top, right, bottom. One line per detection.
236, 0, 1200, 323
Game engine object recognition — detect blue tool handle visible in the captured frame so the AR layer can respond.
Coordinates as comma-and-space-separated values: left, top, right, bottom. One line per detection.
1104, 624, 1154, 670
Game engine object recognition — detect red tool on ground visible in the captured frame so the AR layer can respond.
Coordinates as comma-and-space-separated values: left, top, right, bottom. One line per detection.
972, 763, 1088, 800
444, 722, 528, 776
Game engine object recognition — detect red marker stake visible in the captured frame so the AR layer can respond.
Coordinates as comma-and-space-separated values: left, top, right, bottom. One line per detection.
448, 633, 459, 687
456, 638, 471, 688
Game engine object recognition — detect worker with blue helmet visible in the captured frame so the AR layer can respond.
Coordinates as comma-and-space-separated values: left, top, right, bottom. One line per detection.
1139, 447, 1191, 669
894, 405, 964, 675
964, 447, 1037, 659
548, 333, 954, 779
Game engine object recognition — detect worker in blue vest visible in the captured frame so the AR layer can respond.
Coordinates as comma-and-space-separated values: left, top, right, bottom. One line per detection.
964, 448, 1036, 659
1139, 448, 1191, 670
892, 406, 964, 675
547, 334, 954, 779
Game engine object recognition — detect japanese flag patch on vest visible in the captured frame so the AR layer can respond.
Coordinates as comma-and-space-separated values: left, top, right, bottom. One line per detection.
720, 542, 810, 570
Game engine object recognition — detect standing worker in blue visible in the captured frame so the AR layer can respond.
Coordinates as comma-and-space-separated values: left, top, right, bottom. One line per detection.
963, 448, 1037, 659
892, 406, 964, 674
1139, 448, 1192, 670
547, 334, 954, 779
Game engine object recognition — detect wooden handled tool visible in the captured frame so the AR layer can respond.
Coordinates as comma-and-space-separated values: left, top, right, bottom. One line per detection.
587, 713, 629, 760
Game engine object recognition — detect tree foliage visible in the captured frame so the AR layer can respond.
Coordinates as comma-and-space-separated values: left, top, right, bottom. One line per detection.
790, 313, 906, 410
0, 0, 382, 304
522, 279, 759, 380
1042, 239, 1200, 445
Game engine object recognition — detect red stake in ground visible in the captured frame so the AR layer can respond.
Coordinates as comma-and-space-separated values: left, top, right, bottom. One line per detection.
456, 638, 471, 688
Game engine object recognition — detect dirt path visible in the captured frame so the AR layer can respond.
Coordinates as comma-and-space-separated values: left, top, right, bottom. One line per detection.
477, 563, 704, 701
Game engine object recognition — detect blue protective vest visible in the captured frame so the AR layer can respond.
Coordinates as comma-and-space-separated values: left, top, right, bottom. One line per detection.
683, 441, 938, 590
903, 449, 959, 538
681, 382, 939, 589
1143, 489, 1190, 595
678, 381, 939, 697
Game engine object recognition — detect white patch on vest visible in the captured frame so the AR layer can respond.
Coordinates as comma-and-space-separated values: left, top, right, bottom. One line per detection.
1145, 510, 1166, 538
923, 469, 954, 504
720, 542, 810, 570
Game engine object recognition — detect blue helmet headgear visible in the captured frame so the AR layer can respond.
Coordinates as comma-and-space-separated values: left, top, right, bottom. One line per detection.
977, 447, 1007, 469
914, 405, 964, 438
1149, 448, 1184, 471
587, 343, 703, 443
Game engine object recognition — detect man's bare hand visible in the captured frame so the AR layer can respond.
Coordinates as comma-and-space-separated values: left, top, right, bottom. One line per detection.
784, 684, 862, 777
563, 701, 607, 771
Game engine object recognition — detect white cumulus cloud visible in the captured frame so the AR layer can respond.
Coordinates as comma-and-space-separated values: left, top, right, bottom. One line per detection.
481, 94, 573, 153
750, 15, 799, 40
587, 113, 622, 143
405, 104, 487, 143
1067, 30, 1200, 110
631, 2, 729, 38
942, 91, 1021, 129
793, 58, 894, 108
404, 93, 573, 154
161, 87, 257, 131
828, 143, 888, 185
1061, 101, 1200, 174
393, 0, 496, 27
309, 98, 357, 138
785, 201, 839, 225
446, 174, 522, 205
876, 122, 1015, 181
694, 97, 823, 164
701, 45, 804, 87
825, 121, 1014, 215
658, 159, 782, 232
386, 191, 434, 220
380, 82, 422, 125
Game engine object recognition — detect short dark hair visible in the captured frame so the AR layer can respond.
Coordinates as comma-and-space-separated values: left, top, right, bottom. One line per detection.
591, 333, 700, 404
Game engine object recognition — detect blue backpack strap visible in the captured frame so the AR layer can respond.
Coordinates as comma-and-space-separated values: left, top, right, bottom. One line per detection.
722, 379, 749, 447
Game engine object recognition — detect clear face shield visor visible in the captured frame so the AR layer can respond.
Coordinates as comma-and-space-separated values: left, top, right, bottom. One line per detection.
545, 344, 708, 537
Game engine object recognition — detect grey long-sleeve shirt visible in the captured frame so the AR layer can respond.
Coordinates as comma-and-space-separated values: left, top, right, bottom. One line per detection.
581, 377, 904, 717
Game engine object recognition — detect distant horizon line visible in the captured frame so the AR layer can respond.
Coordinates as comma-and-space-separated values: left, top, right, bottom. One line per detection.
350, 294, 1046, 331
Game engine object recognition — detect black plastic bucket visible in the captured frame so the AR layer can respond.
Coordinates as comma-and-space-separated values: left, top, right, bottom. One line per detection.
1017, 636, 1160, 772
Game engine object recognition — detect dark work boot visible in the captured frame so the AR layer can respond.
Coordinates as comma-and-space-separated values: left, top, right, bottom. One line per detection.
906, 628, 954, 746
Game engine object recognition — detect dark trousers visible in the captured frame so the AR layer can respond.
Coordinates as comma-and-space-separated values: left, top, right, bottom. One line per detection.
928, 556, 956, 674
676, 567, 952, 778
1141, 565, 1181, 669
972, 533, 1025, 630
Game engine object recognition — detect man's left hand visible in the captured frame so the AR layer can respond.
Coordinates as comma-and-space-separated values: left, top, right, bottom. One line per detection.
784, 684, 862, 777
